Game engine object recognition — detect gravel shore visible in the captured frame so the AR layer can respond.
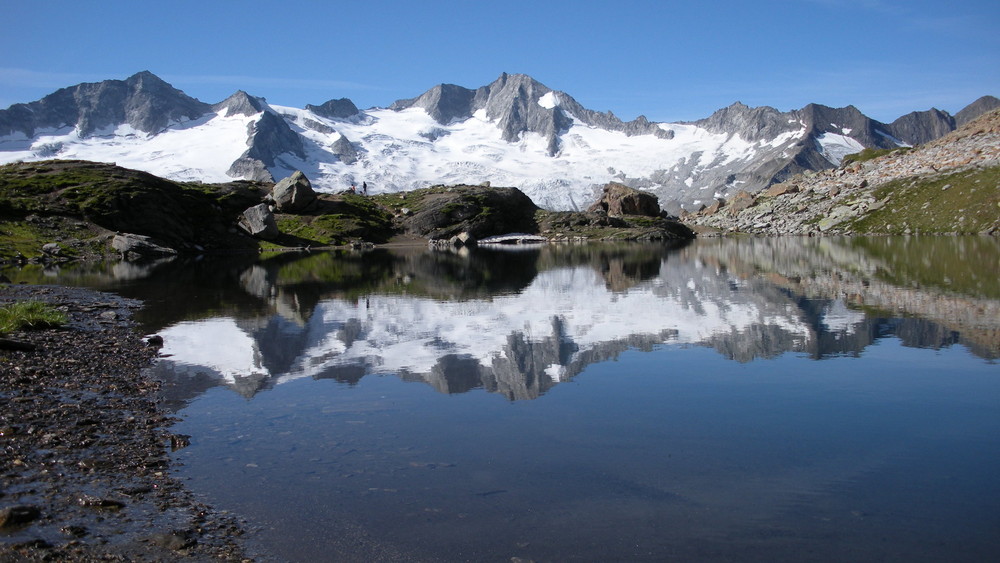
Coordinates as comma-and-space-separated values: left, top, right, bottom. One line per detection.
1, 284, 253, 562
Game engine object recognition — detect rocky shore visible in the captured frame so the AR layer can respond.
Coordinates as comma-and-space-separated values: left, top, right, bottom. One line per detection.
0, 284, 252, 562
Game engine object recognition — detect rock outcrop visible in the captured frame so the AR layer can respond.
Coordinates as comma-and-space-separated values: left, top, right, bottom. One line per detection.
305, 98, 360, 120
587, 182, 662, 217
270, 171, 317, 213
398, 185, 539, 240
238, 203, 279, 240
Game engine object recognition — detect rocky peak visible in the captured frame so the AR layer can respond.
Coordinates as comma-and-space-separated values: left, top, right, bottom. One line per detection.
695, 102, 797, 142
477, 73, 570, 154
214, 90, 266, 117
955, 95, 1000, 127
888, 108, 955, 145
391, 73, 673, 155
0, 70, 210, 138
305, 98, 360, 120
794, 103, 896, 149
390, 84, 476, 124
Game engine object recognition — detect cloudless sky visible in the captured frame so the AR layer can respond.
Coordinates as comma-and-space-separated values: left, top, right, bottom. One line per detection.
1, 0, 997, 123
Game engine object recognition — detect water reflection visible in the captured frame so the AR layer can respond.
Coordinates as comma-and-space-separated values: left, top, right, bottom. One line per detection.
5, 237, 997, 404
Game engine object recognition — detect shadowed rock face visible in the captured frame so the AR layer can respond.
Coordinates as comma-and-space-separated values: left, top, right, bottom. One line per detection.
0, 71, 211, 138
888, 108, 956, 145
227, 111, 306, 182
955, 95, 1000, 127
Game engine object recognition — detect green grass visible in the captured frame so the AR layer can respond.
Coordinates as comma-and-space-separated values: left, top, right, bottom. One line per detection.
843, 165, 1000, 234
0, 300, 69, 334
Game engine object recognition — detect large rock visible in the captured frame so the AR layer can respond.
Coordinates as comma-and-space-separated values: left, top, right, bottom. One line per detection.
400, 185, 539, 240
271, 171, 317, 213
238, 203, 279, 240
111, 233, 178, 260
587, 182, 661, 217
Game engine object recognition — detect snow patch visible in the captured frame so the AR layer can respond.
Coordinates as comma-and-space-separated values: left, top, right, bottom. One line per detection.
537, 92, 560, 109
816, 132, 865, 165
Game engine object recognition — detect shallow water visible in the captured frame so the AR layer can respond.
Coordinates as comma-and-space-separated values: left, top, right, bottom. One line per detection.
6, 236, 999, 561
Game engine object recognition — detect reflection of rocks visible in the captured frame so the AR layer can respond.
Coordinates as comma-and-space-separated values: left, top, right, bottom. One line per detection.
685, 237, 1000, 359
110, 256, 177, 280
489, 317, 577, 400
403, 321, 676, 401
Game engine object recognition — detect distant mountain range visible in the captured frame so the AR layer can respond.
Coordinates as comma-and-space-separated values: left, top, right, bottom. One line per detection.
0, 71, 995, 212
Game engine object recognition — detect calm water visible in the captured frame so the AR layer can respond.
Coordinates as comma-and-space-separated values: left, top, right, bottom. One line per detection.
4, 237, 999, 562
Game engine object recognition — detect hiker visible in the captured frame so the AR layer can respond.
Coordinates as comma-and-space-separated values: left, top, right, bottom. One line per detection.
349, 184, 356, 194
362, 181, 368, 196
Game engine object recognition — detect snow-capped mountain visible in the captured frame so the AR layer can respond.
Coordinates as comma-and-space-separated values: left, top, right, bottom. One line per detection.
0, 71, 995, 212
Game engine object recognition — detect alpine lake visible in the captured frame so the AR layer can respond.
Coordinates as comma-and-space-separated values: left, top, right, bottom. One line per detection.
4, 235, 999, 562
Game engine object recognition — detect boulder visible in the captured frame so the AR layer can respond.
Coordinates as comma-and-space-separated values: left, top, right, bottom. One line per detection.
587, 182, 661, 217
271, 171, 317, 213
238, 204, 279, 240
111, 233, 178, 260
763, 183, 799, 197
399, 185, 538, 240
726, 191, 756, 215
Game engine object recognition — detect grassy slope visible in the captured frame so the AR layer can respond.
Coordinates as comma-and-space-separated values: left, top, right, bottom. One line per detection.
842, 165, 999, 235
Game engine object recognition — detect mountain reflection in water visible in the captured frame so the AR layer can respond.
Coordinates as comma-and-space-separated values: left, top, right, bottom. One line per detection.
131, 237, 994, 403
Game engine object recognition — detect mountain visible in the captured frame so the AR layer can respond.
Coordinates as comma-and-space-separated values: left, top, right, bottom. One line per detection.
0, 71, 994, 212
685, 108, 1000, 236
0, 71, 210, 139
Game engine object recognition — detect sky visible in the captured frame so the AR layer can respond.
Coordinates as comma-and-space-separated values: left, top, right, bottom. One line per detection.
1, 0, 997, 123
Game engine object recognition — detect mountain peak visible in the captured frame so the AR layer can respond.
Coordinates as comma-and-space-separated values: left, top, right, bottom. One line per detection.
305, 98, 360, 120
390, 83, 476, 124
0, 71, 210, 138
955, 95, 1000, 127
215, 90, 267, 117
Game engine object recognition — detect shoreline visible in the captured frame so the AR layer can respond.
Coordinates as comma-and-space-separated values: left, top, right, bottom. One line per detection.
0, 284, 254, 562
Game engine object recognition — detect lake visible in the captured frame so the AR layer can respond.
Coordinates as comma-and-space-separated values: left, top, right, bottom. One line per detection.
4, 236, 999, 562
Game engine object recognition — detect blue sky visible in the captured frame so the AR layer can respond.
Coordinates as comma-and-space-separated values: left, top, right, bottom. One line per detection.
1, 0, 997, 123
